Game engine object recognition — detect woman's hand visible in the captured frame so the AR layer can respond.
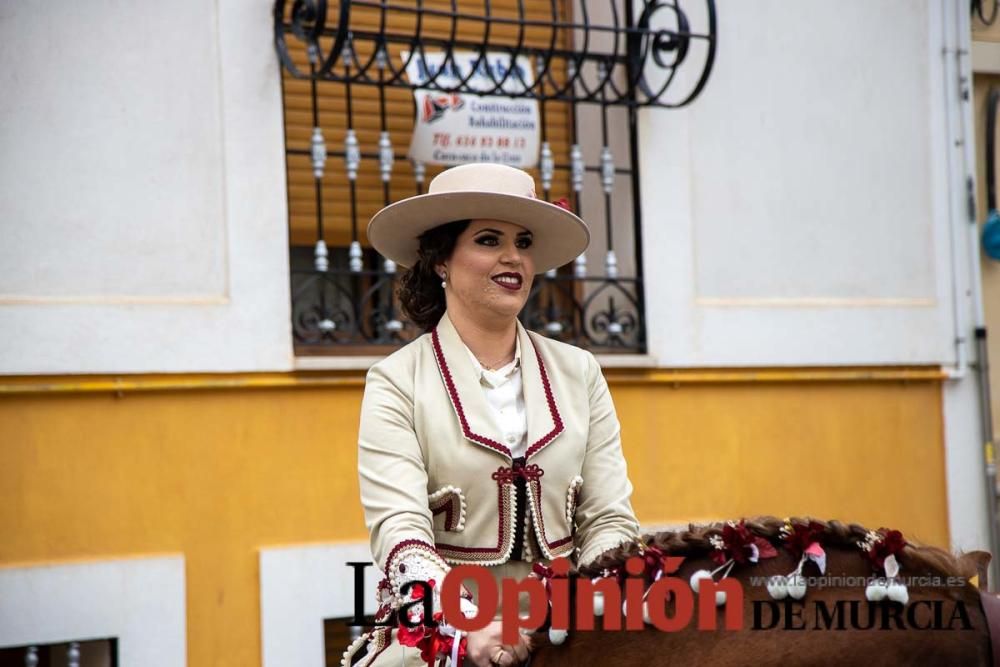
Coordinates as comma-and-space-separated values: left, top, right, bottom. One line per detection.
464, 621, 532, 666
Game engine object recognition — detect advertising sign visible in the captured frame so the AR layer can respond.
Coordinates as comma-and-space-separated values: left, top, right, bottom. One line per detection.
404, 51, 540, 167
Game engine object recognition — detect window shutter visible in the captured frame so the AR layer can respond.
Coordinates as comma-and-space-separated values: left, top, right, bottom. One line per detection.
280, 0, 574, 249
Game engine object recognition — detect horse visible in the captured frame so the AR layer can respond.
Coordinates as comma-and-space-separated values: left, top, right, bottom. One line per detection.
526, 516, 998, 667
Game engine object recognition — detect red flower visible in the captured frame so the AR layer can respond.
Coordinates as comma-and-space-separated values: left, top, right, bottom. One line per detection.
783, 521, 825, 559
641, 545, 667, 577
440, 636, 466, 664
712, 520, 779, 565
397, 610, 464, 667
862, 529, 907, 570
552, 197, 573, 212
531, 562, 563, 598
409, 578, 435, 601
397, 623, 429, 648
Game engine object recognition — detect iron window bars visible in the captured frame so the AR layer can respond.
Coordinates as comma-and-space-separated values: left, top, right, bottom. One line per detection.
973, 0, 999, 26
274, 0, 716, 353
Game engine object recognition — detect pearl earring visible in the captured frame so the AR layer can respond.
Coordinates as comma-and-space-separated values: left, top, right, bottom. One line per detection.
440, 272, 446, 288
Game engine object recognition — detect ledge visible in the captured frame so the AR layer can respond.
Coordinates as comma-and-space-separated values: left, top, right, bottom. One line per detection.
0, 365, 946, 395
294, 356, 384, 371
293, 353, 659, 371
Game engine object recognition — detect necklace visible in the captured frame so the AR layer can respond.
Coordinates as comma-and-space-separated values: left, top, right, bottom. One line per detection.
477, 350, 515, 371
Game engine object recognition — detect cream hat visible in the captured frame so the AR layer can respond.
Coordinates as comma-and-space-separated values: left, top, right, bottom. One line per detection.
366, 163, 590, 273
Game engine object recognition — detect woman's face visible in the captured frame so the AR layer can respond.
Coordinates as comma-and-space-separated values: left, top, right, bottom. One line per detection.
438, 219, 536, 322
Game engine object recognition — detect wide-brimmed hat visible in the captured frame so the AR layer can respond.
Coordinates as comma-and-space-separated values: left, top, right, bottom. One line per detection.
366, 163, 590, 273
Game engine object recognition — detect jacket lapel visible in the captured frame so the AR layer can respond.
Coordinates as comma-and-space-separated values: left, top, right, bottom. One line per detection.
432, 312, 512, 459
431, 312, 565, 461
518, 322, 565, 459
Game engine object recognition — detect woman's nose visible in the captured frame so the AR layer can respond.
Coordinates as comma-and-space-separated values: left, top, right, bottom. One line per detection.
500, 242, 522, 264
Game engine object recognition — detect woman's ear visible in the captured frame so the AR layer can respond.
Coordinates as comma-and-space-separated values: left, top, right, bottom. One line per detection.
435, 262, 448, 280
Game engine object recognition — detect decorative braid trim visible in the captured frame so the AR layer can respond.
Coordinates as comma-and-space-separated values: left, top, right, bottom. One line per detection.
436, 477, 516, 566
432, 328, 511, 457
527, 476, 574, 559
339, 633, 368, 667
430, 327, 565, 461
340, 627, 391, 667
566, 476, 584, 526
522, 501, 536, 562
428, 485, 467, 532
524, 335, 566, 459
385, 539, 449, 601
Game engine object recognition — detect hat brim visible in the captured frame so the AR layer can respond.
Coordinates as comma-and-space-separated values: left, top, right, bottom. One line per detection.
367, 191, 590, 273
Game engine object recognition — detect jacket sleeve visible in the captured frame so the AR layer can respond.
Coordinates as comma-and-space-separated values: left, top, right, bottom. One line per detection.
573, 351, 642, 566
357, 360, 473, 614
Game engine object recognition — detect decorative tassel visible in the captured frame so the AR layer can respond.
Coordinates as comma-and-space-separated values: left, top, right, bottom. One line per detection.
766, 574, 788, 600
689, 558, 734, 606
865, 578, 888, 601
593, 591, 605, 616
786, 573, 807, 600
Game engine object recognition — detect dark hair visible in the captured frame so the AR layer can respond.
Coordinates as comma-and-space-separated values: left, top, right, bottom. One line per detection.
397, 219, 471, 331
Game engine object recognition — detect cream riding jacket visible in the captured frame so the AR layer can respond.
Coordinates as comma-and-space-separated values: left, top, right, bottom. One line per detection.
358, 310, 641, 605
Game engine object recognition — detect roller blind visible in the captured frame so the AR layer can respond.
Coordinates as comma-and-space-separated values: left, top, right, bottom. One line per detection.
280, 0, 574, 248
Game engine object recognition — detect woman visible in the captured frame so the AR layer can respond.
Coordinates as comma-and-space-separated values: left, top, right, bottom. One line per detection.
342, 163, 641, 667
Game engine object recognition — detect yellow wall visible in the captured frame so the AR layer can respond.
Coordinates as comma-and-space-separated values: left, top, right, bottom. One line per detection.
0, 371, 948, 666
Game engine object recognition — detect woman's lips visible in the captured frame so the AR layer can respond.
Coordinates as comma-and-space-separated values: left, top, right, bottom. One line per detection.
491, 273, 523, 291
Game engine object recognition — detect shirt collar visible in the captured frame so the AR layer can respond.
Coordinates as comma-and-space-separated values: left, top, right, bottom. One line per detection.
464, 336, 521, 388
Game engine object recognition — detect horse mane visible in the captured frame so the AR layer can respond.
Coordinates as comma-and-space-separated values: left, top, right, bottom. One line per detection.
580, 516, 977, 582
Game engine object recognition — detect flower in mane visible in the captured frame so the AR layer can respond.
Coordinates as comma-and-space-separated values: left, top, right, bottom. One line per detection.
532, 561, 570, 597
859, 528, 907, 570
710, 519, 778, 566
774, 519, 828, 578
858, 528, 909, 605
639, 544, 665, 574
780, 520, 826, 559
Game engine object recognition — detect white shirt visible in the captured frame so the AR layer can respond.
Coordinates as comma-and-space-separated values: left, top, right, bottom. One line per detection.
463, 337, 528, 458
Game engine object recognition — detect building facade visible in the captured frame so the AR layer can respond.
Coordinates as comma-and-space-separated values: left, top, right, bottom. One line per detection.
1, 1, 999, 665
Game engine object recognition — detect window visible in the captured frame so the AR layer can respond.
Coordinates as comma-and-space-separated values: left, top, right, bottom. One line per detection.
0, 640, 117, 667
274, 0, 716, 355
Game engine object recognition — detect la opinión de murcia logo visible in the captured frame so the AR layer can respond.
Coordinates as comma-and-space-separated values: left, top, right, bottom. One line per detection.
345, 556, 972, 645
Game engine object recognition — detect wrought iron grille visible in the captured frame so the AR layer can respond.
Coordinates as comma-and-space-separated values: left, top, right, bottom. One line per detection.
273, 0, 716, 354
973, 0, 999, 26
0, 639, 117, 667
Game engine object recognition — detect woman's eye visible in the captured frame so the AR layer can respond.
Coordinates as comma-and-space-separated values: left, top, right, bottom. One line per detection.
475, 235, 499, 246
515, 237, 533, 249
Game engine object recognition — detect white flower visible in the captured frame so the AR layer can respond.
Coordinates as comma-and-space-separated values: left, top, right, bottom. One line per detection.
858, 530, 880, 552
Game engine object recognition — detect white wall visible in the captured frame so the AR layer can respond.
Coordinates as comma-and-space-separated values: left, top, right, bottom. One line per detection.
0, 0, 292, 374
0, 0, 971, 374
0, 555, 186, 667
639, 0, 962, 367
260, 542, 383, 667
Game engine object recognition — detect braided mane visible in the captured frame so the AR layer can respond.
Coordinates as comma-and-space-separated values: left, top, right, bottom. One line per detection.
580, 516, 977, 583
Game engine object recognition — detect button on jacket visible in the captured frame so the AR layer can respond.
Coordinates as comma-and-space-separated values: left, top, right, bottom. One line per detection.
358, 309, 641, 582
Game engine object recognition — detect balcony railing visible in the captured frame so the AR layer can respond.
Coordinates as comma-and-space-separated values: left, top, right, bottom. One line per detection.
274, 0, 717, 354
